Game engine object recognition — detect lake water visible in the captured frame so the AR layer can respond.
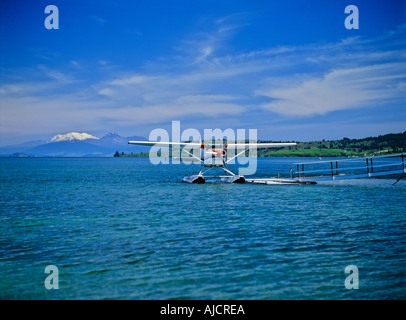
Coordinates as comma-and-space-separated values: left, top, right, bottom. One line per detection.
0, 157, 405, 299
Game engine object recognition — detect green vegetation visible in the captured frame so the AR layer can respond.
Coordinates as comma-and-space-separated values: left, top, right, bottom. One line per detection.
114, 131, 406, 157
263, 148, 360, 157
259, 131, 406, 157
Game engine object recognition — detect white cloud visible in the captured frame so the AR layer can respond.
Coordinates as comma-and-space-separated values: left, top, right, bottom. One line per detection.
258, 62, 406, 116
95, 95, 245, 126
37, 65, 71, 82
110, 75, 149, 86
0, 91, 245, 139
98, 88, 115, 96
70, 60, 82, 69
196, 46, 214, 62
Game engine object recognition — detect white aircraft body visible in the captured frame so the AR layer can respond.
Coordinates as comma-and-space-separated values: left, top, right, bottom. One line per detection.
128, 140, 297, 183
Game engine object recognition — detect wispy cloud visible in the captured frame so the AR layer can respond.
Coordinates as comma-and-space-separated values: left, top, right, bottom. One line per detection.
91, 15, 105, 24
258, 62, 406, 116
109, 75, 150, 86
174, 12, 250, 64
37, 64, 73, 83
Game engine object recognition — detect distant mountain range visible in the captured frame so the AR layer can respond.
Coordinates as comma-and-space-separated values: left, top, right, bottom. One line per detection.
0, 132, 149, 157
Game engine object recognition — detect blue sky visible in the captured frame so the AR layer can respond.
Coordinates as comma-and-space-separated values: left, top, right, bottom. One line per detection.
0, 0, 405, 144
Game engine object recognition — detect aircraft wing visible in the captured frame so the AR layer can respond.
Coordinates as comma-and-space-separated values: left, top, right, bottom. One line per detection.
226, 142, 297, 148
128, 141, 296, 148
128, 141, 202, 148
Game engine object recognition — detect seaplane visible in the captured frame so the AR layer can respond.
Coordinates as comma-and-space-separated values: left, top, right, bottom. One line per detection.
128, 139, 297, 183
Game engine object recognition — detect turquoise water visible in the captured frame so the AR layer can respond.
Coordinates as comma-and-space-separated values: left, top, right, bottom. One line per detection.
0, 157, 405, 299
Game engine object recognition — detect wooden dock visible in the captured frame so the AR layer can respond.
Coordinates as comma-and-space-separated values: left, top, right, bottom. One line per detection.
293, 153, 405, 183
246, 153, 405, 185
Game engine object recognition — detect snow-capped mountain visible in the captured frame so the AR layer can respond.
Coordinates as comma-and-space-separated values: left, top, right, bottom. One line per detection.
0, 132, 147, 157
50, 132, 99, 143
